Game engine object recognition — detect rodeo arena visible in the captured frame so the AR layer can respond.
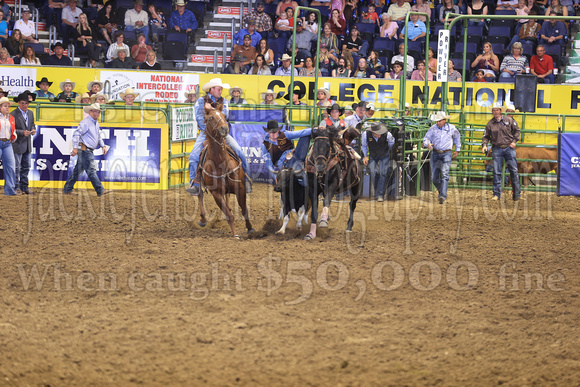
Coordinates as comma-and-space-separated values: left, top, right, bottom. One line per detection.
2, 0, 580, 384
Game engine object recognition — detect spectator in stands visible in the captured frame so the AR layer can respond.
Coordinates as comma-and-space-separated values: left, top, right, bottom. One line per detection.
290, 46, 307, 69
131, 33, 152, 64
287, 89, 306, 107
20, 46, 41, 65
303, 11, 319, 34
229, 86, 246, 104
255, 39, 274, 67
500, 42, 528, 80
261, 89, 278, 105
361, 4, 380, 26
120, 88, 139, 106
530, 44, 555, 83
546, 0, 571, 16
75, 92, 91, 104
14, 6, 38, 43
316, 88, 332, 107
106, 32, 130, 62
496, 0, 518, 10
321, 23, 340, 63
56, 79, 78, 101
515, 0, 532, 34
223, 53, 249, 74
35, 78, 55, 99
329, 9, 346, 37
183, 89, 197, 104
125, 0, 150, 43
250, 54, 272, 75
43, 0, 66, 30
91, 92, 112, 105
467, 0, 488, 26
411, 0, 431, 22
74, 13, 104, 67
473, 69, 487, 82
389, 61, 405, 79
411, 60, 434, 81
87, 78, 103, 96
439, 0, 460, 23
472, 42, 500, 79
341, 50, 355, 72
45, 42, 73, 66
299, 56, 321, 76
448, 60, 462, 82
342, 25, 368, 57
540, 12, 566, 47
275, 0, 299, 17
285, 7, 296, 28
234, 19, 261, 47
5, 29, 24, 60
0, 10, 8, 44
0, 88, 6, 98
508, 14, 539, 51
274, 8, 292, 38
148, 3, 167, 43
287, 20, 317, 58
61, 0, 83, 45
111, 48, 137, 69
139, 50, 161, 70
332, 57, 352, 77
233, 35, 256, 68
392, 43, 414, 77
399, 13, 426, 42
0, 47, 14, 64
96, 3, 117, 45
428, 47, 437, 74
352, 57, 370, 78
367, 51, 386, 78
573, 0, 580, 15
380, 13, 399, 40
275, 53, 298, 76
387, 0, 411, 28
344, 0, 357, 22
243, 1, 273, 40
319, 43, 332, 76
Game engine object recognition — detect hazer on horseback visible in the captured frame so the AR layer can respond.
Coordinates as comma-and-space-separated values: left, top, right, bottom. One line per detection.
186, 78, 252, 196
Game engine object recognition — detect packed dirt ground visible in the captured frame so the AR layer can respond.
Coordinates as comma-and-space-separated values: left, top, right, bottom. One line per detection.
0, 185, 579, 386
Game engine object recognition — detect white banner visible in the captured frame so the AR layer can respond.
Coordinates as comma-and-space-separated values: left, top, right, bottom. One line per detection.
436, 30, 450, 82
171, 106, 197, 141
0, 67, 37, 97
100, 71, 200, 103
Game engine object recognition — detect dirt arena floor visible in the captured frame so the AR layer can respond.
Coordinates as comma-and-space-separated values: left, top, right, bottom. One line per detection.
0, 184, 579, 386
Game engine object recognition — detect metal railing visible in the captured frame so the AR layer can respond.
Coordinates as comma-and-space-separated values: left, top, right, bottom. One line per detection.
222, 33, 228, 73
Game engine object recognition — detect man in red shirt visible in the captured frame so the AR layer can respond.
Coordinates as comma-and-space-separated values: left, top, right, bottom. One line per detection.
530, 45, 555, 84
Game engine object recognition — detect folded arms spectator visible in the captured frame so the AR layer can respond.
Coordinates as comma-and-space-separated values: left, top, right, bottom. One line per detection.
540, 12, 567, 46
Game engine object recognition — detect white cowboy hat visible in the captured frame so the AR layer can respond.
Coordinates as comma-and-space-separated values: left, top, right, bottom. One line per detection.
59, 79, 76, 91
261, 89, 275, 100
202, 78, 231, 93
430, 111, 451, 122
75, 92, 91, 103
505, 104, 517, 112
405, 102, 411, 108
317, 87, 330, 99
491, 102, 504, 112
90, 93, 109, 103
0, 96, 14, 106
184, 85, 198, 98
83, 103, 103, 114
175, 0, 186, 5
366, 102, 376, 111
229, 86, 244, 96
281, 53, 292, 61
120, 88, 140, 99
87, 78, 103, 91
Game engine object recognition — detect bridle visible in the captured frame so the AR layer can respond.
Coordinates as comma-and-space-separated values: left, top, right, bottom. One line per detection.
205, 110, 229, 147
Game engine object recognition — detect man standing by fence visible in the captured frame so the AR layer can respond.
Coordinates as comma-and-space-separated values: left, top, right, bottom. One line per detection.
361, 122, 394, 202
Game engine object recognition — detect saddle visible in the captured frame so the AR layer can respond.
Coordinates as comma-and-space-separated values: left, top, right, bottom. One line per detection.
194, 141, 242, 185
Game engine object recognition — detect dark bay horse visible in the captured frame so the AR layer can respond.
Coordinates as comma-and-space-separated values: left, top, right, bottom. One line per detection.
197, 106, 253, 239
304, 128, 363, 240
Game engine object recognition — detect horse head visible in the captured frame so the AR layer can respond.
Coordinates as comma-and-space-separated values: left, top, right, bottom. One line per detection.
311, 128, 334, 174
205, 105, 229, 140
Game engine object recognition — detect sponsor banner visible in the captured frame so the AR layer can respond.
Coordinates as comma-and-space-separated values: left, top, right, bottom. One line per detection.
100, 70, 200, 103
172, 106, 197, 141
230, 124, 273, 183
217, 6, 248, 15
207, 30, 232, 39
190, 54, 229, 64
558, 133, 580, 196
436, 30, 450, 82
0, 67, 36, 97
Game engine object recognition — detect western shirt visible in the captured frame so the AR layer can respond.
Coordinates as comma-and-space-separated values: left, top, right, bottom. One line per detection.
73, 115, 104, 150
261, 128, 312, 179
125, 9, 149, 28
169, 9, 198, 31
482, 116, 520, 147
423, 122, 461, 152
194, 95, 229, 131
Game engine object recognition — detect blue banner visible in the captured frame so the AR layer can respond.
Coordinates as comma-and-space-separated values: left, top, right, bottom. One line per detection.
558, 133, 580, 196
231, 123, 273, 184
229, 108, 284, 123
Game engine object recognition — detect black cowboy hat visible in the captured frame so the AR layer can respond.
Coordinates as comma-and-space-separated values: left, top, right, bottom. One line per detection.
263, 120, 284, 133
283, 88, 305, 101
14, 91, 35, 103
232, 53, 248, 62
51, 42, 65, 51
51, 96, 72, 103
353, 101, 369, 111
326, 103, 345, 115
36, 77, 53, 88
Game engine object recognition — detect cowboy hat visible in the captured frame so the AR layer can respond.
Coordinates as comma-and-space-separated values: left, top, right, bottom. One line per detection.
90, 93, 110, 103
87, 78, 103, 91
261, 89, 276, 100
229, 86, 244, 96
184, 85, 198, 98
263, 120, 284, 133
83, 103, 103, 114
52, 96, 71, 103
317, 87, 331, 100
283, 88, 305, 100
134, 0, 144, 5
430, 111, 451, 121
36, 77, 53, 88
0, 87, 6, 97
13, 91, 35, 103
0, 96, 14, 106
120, 88, 140, 99
75, 92, 91, 103
491, 102, 504, 112
232, 53, 248, 62
366, 102, 376, 111
345, 104, 354, 112
281, 53, 292, 61
51, 42, 65, 51
202, 78, 231, 93
354, 101, 368, 110
175, 0, 186, 5
59, 79, 76, 91
369, 122, 387, 135
326, 103, 345, 115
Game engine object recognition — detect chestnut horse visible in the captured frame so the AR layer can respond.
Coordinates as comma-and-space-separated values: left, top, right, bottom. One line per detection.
197, 106, 253, 238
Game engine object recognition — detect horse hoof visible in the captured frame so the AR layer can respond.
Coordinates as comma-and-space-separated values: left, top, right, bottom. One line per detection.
198, 221, 207, 227
346, 229, 352, 233
275, 229, 284, 235
233, 235, 241, 240
319, 220, 329, 228
248, 228, 255, 234
304, 233, 315, 241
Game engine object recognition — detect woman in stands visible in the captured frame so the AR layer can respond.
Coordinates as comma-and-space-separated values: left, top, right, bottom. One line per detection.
0, 47, 14, 64
367, 50, 386, 78
303, 11, 318, 34
320, 23, 340, 63
500, 42, 528, 80
96, 3, 117, 45
508, 15, 539, 50
472, 42, 500, 79
343, 0, 357, 23
106, 31, 130, 62
261, 90, 278, 105
448, 60, 463, 82
545, 0, 568, 32
411, 0, 431, 22
299, 56, 321, 77
379, 13, 398, 40
467, 0, 488, 26
139, 50, 161, 70
427, 47, 437, 74
0, 10, 8, 44
411, 60, 434, 81
352, 57, 370, 78
255, 39, 274, 67
250, 54, 272, 75
440, 0, 460, 23
329, 9, 346, 36
148, 3, 167, 43
332, 57, 352, 77
131, 33, 152, 64
5, 29, 24, 61
275, 0, 298, 17
20, 46, 41, 65
74, 13, 104, 68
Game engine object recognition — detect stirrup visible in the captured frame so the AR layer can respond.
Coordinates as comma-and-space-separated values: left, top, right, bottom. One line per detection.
186, 182, 200, 196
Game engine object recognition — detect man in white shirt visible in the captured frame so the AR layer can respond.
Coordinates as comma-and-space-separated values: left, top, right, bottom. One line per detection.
14, 7, 38, 42
391, 43, 415, 78
61, 0, 82, 44
124, 0, 150, 43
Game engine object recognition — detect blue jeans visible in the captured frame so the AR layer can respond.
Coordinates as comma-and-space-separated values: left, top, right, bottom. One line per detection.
541, 74, 555, 84
188, 131, 250, 184
368, 155, 390, 198
492, 146, 520, 199
14, 150, 31, 192
430, 151, 452, 200
125, 25, 150, 43
63, 149, 105, 194
0, 141, 17, 195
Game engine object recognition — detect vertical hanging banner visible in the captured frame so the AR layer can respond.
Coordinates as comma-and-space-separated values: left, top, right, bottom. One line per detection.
171, 106, 198, 141
437, 30, 450, 82
557, 132, 580, 196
